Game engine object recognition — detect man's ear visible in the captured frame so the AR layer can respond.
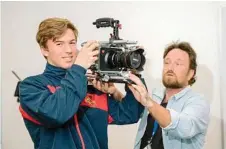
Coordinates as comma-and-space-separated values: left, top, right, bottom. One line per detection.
188, 69, 195, 81
40, 47, 49, 57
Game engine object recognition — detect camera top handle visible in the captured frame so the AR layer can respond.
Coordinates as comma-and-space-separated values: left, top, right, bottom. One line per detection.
93, 18, 121, 40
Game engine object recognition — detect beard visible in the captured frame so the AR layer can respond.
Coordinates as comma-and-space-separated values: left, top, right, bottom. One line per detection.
162, 73, 184, 89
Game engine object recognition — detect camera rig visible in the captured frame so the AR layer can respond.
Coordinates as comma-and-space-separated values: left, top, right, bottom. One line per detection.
82, 18, 146, 84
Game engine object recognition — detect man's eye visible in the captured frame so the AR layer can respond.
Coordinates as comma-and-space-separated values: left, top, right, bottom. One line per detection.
176, 62, 183, 66
56, 43, 63, 46
164, 61, 169, 64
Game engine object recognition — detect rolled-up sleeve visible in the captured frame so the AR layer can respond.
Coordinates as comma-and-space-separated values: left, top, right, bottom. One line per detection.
162, 95, 210, 139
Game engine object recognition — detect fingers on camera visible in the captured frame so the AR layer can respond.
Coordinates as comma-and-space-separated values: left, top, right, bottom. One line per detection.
83, 40, 94, 48
92, 50, 99, 56
88, 43, 99, 52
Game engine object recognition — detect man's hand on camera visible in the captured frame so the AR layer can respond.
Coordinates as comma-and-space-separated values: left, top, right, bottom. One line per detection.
128, 73, 153, 108
74, 40, 99, 69
85, 69, 116, 94
91, 79, 116, 94
90, 79, 124, 101
85, 69, 96, 83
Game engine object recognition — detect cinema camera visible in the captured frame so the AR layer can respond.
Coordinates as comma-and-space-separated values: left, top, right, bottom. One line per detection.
82, 18, 146, 84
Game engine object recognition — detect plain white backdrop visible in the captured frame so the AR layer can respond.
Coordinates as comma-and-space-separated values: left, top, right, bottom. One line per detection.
0, 1, 2, 149
1, 1, 226, 149
220, 5, 226, 149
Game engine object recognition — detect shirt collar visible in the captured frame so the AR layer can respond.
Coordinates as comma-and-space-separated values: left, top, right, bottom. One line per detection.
152, 85, 192, 101
173, 85, 191, 101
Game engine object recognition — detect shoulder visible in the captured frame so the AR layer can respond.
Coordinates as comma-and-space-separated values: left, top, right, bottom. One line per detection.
187, 90, 206, 102
185, 90, 210, 110
20, 74, 49, 90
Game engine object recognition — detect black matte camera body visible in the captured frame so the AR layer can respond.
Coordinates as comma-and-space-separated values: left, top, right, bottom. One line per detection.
82, 18, 146, 83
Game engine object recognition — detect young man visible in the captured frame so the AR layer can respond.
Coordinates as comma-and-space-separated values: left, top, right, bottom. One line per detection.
128, 42, 210, 149
19, 18, 144, 149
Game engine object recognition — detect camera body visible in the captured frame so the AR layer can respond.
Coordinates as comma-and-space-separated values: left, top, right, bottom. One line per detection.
82, 18, 146, 83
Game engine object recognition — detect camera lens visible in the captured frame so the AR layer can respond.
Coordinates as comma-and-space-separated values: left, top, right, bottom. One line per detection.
105, 51, 119, 68
104, 48, 145, 70
124, 51, 142, 69
106, 51, 125, 68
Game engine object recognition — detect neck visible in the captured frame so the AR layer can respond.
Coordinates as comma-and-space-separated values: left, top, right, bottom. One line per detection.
164, 86, 187, 102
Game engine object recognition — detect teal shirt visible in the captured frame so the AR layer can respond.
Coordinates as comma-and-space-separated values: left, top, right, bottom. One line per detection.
134, 86, 210, 149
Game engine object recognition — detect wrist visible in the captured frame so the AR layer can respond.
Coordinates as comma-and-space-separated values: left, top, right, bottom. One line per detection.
110, 88, 118, 95
108, 87, 118, 95
145, 96, 154, 108
111, 89, 124, 101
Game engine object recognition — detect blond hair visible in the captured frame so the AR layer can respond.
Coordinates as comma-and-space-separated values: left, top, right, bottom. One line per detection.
36, 17, 78, 48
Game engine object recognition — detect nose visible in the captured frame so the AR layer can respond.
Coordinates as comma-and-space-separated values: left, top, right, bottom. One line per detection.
64, 44, 72, 53
167, 63, 175, 71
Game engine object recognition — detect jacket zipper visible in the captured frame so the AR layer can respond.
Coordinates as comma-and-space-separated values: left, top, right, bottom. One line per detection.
74, 115, 86, 149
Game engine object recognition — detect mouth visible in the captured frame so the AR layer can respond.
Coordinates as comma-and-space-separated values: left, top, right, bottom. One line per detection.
63, 56, 73, 62
165, 73, 175, 77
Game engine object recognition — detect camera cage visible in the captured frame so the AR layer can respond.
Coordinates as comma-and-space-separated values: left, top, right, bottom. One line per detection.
82, 18, 145, 83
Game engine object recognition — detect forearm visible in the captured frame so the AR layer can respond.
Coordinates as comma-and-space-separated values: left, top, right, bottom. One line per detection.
111, 89, 125, 101
19, 65, 88, 127
146, 97, 171, 128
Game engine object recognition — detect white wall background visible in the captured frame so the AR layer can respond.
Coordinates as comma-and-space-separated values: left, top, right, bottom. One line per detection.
220, 6, 226, 149
0, 1, 2, 149
1, 1, 226, 149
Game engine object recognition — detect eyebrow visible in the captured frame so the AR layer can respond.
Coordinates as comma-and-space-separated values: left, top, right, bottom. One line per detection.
54, 39, 76, 43
164, 57, 184, 60
54, 40, 64, 43
164, 58, 185, 63
69, 39, 76, 42
164, 58, 170, 61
